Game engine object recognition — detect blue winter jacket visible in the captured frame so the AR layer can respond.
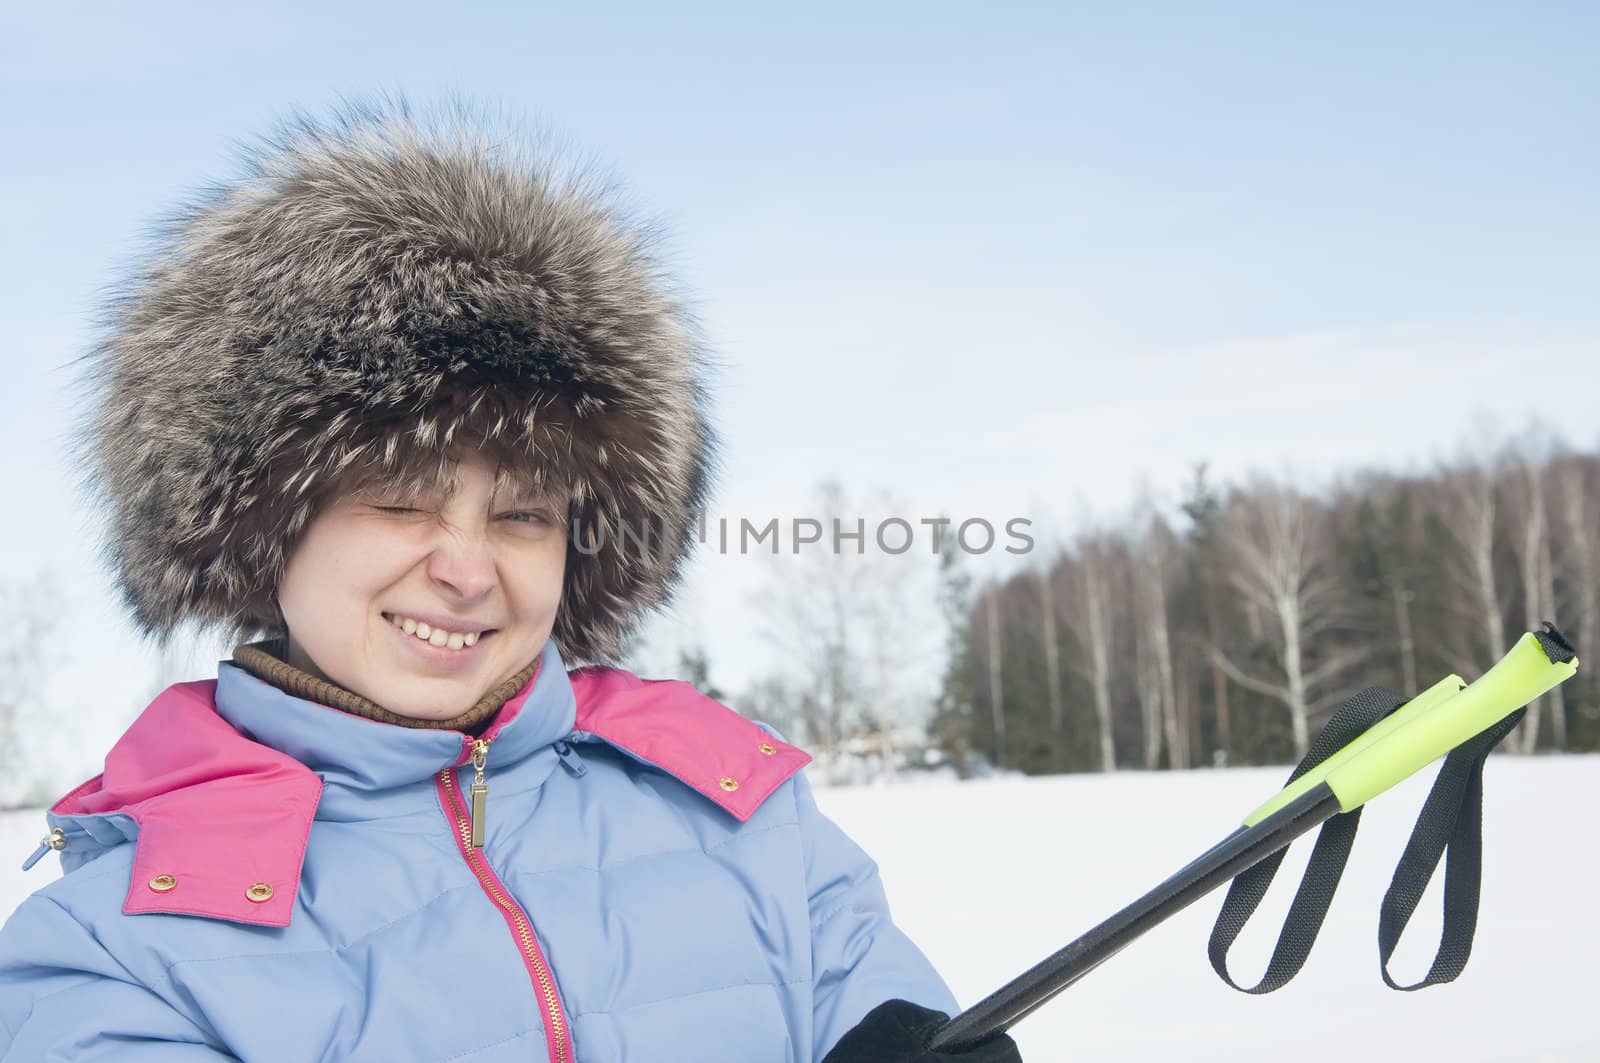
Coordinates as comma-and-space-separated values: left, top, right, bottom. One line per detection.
0, 640, 957, 1061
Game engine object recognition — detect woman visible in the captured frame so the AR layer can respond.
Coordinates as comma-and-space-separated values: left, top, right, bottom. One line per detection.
0, 104, 1021, 1062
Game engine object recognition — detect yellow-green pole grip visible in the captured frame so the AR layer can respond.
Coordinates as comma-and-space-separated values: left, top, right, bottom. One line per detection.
1325, 632, 1577, 813
1242, 674, 1464, 828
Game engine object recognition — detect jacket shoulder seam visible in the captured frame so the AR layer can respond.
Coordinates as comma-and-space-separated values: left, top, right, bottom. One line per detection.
7, 897, 106, 1041
30, 855, 129, 898
812, 897, 881, 932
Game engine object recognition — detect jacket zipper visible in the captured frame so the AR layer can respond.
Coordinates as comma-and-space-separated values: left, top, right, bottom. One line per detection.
468, 738, 490, 847
436, 741, 571, 1063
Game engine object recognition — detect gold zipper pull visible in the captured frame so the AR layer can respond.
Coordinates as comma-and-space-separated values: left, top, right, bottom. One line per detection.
21, 827, 66, 872
469, 739, 490, 848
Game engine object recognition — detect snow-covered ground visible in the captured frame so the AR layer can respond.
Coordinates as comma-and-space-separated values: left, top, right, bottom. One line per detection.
4, 757, 1595, 1061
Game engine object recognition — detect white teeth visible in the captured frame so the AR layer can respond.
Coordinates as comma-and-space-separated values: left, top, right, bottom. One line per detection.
387, 613, 487, 650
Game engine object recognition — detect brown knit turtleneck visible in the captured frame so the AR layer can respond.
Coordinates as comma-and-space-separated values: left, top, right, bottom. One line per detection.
231, 640, 542, 734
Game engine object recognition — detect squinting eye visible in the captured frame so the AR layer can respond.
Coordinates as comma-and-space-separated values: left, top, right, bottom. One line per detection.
374, 505, 421, 515
502, 510, 553, 525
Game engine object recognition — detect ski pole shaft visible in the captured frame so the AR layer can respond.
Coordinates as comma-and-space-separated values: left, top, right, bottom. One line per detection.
928, 785, 1341, 1052
928, 629, 1578, 1053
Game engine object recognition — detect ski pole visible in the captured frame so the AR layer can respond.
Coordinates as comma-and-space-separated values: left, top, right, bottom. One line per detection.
928, 627, 1579, 1053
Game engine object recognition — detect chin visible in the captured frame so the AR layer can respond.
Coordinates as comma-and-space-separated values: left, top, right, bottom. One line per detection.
389, 678, 486, 721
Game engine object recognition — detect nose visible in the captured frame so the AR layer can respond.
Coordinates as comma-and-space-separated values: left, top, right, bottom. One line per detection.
425, 525, 498, 603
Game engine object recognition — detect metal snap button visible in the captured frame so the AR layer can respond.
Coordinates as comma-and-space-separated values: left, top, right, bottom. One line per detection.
148, 874, 177, 893
245, 883, 274, 903
718, 777, 740, 792
757, 742, 777, 755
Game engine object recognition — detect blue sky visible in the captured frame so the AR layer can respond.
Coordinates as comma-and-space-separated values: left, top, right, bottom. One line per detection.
2, 2, 1596, 780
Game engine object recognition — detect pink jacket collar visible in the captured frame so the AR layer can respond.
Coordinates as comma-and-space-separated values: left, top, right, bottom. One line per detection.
47, 660, 808, 927
51, 680, 321, 928
567, 667, 811, 822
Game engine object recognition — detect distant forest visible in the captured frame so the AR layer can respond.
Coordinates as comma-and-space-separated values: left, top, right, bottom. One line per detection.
728, 444, 1600, 776
932, 447, 1599, 774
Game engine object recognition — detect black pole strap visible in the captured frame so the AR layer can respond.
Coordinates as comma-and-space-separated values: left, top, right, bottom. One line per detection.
1375, 623, 1573, 989
1376, 705, 1523, 990
1208, 687, 1404, 992
1208, 686, 1526, 993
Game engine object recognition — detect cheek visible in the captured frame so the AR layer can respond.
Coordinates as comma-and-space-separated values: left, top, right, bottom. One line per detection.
279, 519, 421, 628
510, 539, 568, 619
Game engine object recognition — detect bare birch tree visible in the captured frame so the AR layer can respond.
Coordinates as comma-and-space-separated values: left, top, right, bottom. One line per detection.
1132, 513, 1187, 769
1, 576, 57, 809
1505, 455, 1565, 751
1036, 557, 1065, 736
1063, 534, 1118, 772
747, 481, 941, 778
749, 559, 856, 757
747, 482, 861, 761
1550, 454, 1599, 719
1133, 612, 1165, 770
1211, 481, 1358, 758
983, 583, 1006, 766
1436, 460, 1507, 678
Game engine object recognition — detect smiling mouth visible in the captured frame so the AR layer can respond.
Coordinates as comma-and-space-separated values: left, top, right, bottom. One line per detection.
382, 612, 498, 652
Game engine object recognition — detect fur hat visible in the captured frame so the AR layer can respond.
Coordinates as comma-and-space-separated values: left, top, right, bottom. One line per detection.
79, 101, 717, 665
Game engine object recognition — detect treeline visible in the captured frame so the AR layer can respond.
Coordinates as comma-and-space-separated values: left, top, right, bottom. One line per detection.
930, 446, 1600, 775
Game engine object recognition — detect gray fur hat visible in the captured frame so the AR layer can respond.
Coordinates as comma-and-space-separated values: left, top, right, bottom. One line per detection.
79, 101, 716, 665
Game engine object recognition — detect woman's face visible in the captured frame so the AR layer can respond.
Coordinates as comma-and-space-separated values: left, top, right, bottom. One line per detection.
277, 451, 567, 722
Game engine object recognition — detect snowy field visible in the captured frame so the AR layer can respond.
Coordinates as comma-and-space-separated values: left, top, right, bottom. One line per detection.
4, 757, 1596, 1062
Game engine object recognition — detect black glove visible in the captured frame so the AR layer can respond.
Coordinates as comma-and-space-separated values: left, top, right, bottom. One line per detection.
820, 999, 1023, 1062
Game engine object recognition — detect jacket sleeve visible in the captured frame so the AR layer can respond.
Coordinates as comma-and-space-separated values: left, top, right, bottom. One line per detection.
795, 770, 960, 1062
0, 894, 237, 1061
